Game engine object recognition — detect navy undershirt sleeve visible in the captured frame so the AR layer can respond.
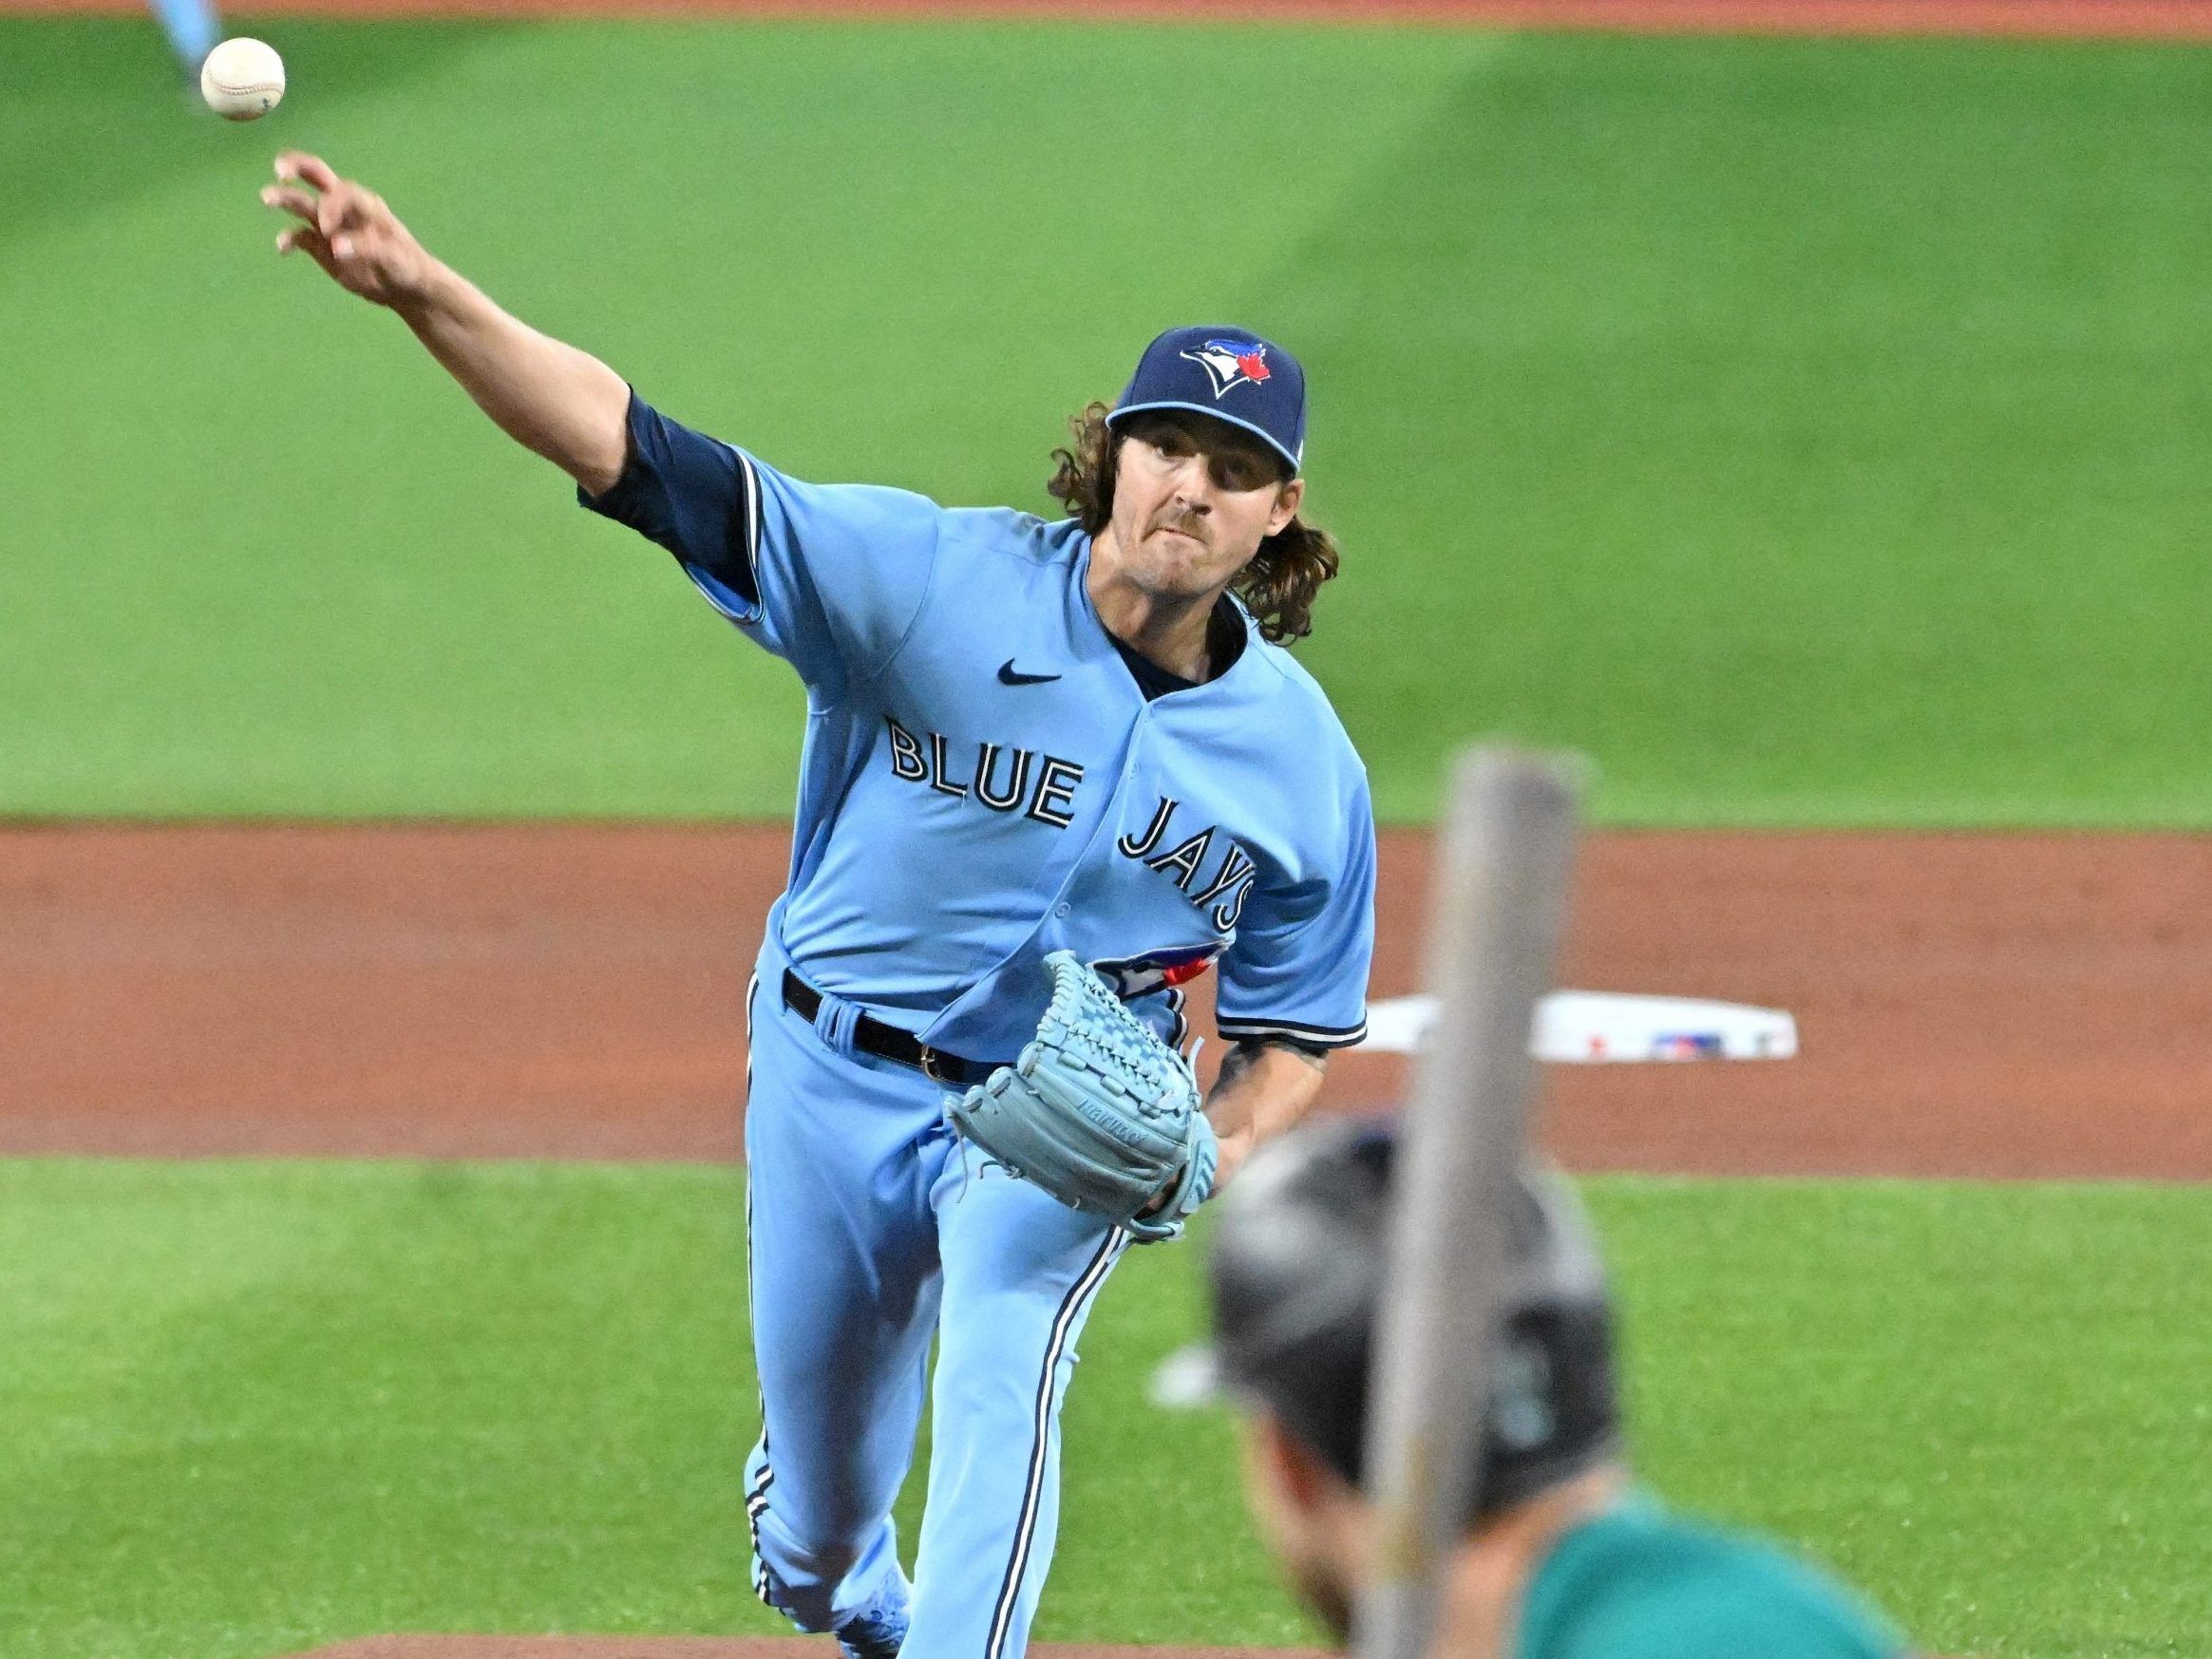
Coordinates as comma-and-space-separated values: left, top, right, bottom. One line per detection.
577, 390, 760, 605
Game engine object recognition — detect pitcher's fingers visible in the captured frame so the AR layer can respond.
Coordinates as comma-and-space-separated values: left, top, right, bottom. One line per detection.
313, 182, 357, 237
275, 150, 340, 191
318, 183, 380, 240
277, 224, 338, 275
260, 184, 321, 224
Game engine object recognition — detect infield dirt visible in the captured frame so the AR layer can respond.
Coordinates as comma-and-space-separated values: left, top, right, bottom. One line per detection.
7, 824, 2207, 1180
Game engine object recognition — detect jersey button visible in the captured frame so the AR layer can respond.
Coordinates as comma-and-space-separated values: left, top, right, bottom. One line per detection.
1054, 903, 1071, 917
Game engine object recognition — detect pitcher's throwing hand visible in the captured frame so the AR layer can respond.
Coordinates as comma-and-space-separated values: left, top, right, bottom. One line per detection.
261, 152, 430, 308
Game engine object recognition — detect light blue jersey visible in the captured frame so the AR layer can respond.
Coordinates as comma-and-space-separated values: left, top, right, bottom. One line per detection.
590, 395, 1375, 1063
582, 391, 1374, 1659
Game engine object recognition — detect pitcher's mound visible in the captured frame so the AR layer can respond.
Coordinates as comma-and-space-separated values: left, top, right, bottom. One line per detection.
296, 1641, 1322, 1659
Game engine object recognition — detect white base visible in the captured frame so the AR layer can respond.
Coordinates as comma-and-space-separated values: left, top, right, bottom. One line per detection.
1364, 990, 1798, 1063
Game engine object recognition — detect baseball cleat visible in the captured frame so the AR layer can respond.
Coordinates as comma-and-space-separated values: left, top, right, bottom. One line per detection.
833, 1595, 909, 1659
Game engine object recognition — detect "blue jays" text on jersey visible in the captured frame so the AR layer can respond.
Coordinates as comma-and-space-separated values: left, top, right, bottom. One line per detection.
582, 395, 1376, 1064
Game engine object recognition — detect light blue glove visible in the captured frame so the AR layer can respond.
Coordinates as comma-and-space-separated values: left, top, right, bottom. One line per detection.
950, 952, 1217, 1242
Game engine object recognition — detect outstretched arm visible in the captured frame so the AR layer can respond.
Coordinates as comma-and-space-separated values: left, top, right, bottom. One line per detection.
261, 151, 631, 496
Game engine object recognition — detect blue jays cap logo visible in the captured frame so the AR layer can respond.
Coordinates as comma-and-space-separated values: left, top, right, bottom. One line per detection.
1117, 324, 1307, 476
1089, 943, 1224, 1001
1179, 338, 1274, 400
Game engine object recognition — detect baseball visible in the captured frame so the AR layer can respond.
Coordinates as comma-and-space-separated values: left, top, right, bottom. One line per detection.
199, 37, 285, 122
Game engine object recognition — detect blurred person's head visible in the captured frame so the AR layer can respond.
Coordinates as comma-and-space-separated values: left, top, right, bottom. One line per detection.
1201, 1120, 1625, 1649
1049, 326, 1337, 644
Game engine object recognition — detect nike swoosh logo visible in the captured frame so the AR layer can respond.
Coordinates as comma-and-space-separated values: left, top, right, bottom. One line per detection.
998, 659, 1062, 686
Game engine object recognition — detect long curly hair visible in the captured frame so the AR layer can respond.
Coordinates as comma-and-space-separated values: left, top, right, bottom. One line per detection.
1045, 402, 1340, 645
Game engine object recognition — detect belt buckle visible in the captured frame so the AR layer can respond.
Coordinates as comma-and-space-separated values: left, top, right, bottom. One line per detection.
918, 1046, 949, 1084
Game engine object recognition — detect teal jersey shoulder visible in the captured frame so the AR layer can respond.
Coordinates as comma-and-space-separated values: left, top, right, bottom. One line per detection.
1518, 1499, 1907, 1659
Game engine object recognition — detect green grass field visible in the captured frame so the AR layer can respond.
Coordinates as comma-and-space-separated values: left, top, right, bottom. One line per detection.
6, 18, 2209, 1659
4, 19, 2211, 824
3, 1160, 2205, 1659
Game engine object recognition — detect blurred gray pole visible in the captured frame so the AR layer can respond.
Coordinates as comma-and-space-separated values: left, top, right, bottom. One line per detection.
1353, 747, 1581, 1659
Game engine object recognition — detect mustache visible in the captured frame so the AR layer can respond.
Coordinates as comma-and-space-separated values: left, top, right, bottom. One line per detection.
1149, 509, 1210, 543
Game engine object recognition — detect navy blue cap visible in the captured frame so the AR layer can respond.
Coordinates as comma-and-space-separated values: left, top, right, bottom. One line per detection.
1109, 325, 1306, 477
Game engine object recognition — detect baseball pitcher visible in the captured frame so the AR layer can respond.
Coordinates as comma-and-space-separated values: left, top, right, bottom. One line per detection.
259, 152, 1376, 1659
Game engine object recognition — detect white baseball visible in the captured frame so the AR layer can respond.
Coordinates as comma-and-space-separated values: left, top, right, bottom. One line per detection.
200, 37, 286, 122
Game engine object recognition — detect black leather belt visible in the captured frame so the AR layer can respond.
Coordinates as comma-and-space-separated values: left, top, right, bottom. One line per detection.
781, 970, 998, 1086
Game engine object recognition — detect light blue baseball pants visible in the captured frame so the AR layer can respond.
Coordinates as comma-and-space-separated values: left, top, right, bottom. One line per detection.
741, 944, 1127, 1659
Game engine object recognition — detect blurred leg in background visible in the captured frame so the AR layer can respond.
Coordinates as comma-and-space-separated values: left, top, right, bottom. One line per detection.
150, 0, 219, 78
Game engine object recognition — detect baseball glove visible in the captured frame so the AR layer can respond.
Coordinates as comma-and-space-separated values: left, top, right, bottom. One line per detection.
948, 952, 1218, 1242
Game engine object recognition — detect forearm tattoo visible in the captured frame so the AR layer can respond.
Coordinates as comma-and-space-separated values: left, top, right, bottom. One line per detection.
1218, 1035, 1330, 1088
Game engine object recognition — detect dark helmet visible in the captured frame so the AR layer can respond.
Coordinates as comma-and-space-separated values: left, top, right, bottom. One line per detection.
1204, 1119, 1621, 1525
